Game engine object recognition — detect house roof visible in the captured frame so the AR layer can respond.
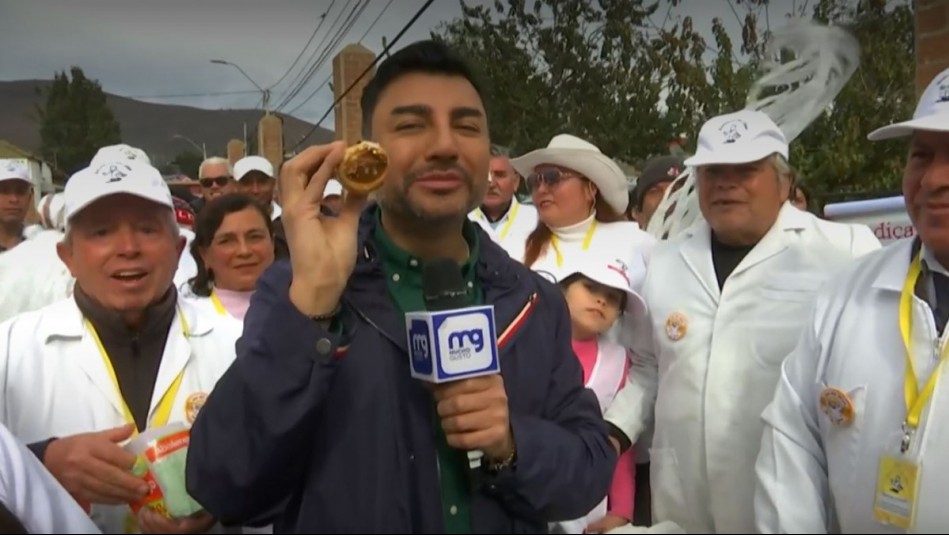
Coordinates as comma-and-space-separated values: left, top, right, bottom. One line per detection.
0, 139, 45, 163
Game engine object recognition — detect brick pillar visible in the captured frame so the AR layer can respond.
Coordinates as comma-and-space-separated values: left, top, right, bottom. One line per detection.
916, 0, 949, 95
257, 114, 284, 172
226, 139, 245, 166
332, 44, 377, 145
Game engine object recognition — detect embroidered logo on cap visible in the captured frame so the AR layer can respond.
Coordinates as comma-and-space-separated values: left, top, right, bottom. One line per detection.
719, 119, 748, 144
96, 163, 131, 183
936, 73, 949, 103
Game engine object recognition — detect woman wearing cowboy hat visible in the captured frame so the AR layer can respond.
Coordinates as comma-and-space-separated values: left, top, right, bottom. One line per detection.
511, 134, 655, 297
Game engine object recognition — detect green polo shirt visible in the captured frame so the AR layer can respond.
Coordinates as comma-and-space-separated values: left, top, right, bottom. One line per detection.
373, 211, 482, 534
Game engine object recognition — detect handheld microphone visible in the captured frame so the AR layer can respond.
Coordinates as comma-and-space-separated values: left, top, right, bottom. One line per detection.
406, 258, 501, 469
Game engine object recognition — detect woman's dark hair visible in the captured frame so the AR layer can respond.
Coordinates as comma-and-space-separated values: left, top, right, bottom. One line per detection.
523, 183, 626, 267
188, 193, 274, 297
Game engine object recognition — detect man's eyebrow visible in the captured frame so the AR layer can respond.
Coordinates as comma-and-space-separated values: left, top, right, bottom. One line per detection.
391, 104, 431, 117
451, 107, 484, 120
389, 105, 484, 121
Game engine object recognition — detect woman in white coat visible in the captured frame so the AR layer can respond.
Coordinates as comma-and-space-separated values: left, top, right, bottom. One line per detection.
755, 67, 949, 534
181, 193, 276, 535
182, 193, 275, 324
510, 134, 655, 280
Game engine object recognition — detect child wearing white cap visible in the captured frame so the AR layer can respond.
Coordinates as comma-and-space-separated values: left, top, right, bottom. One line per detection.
550, 256, 644, 535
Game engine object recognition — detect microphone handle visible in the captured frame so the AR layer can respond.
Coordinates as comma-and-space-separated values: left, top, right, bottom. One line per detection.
467, 449, 484, 470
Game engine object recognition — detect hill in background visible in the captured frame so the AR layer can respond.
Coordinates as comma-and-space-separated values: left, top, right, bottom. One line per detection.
0, 79, 334, 166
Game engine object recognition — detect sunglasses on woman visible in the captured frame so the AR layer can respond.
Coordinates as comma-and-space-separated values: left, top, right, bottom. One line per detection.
200, 176, 231, 188
525, 169, 579, 191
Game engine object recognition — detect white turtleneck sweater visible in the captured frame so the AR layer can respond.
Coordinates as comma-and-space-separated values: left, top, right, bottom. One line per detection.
529, 213, 656, 291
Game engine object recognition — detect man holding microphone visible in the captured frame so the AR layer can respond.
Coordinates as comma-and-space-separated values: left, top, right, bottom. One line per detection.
186, 40, 615, 533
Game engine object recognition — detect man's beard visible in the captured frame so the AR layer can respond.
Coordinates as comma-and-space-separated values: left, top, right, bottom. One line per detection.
379, 164, 483, 224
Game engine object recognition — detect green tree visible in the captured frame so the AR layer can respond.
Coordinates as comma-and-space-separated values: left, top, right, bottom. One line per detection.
171, 150, 203, 179
36, 67, 121, 173
434, 0, 668, 163
437, 0, 914, 200
793, 0, 915, 201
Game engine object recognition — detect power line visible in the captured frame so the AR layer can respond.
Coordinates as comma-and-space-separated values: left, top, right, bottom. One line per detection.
284, 0, 395, 117
292, 0, 435, 150
124, 89, 260, 99
276, 0, 370, 113
274, 0, 359, 111
268, 2, 337, 91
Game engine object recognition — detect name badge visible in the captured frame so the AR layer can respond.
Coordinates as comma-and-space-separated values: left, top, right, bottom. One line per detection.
873, 430, 922, 529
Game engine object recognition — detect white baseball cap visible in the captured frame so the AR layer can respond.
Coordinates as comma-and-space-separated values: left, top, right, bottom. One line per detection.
234, 156, 274, 181
556, 257, 647, 317
324, 179, 343, 198
868, 67, 949, 141
684, 110, 789, 167
90, 144, 151, 168
0, 159, 33, 185
64, 160, 173, 221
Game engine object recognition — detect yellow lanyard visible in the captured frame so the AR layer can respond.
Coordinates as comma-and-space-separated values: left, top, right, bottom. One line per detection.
85, 311, 190, 434
209, 291, 227, 316
478, 201, 521, 241
899, 253, 949, 434
550, 220, 598, 267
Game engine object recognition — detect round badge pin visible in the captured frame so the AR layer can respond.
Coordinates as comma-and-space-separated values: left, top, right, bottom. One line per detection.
665, 312, 688, 341
185, 392, 209, 424
819, 387, 855, 428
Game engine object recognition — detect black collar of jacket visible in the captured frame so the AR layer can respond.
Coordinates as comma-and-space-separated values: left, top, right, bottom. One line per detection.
346, 203, 533, 353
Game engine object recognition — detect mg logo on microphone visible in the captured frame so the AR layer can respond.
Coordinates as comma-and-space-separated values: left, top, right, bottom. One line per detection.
408, 319, 433, 375
436, 311, 495, 376
447, 329, 485, 353
405, 306, 499, 382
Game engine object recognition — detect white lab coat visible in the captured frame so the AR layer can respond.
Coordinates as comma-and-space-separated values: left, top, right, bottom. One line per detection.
0, 296, 238, 534
176, 290, 269, 535
0, 230, 74, 324
755, 238, 949, 533
604, 203, 881, 533
0, 422, 102, 534
468, 198, 539, 261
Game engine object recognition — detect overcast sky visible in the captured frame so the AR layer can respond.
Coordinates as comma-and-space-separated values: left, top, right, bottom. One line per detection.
0, 0, 800, 129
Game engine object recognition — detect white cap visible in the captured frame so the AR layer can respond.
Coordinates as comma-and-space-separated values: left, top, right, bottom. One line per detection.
868, 67, 949, 141
90, 144, 151, 168
234, 156, 274, 181
64, 160, 173, 221
556, 257, 647, 317
0, 159, 33, 185
324, 179, 343, 198
684, 110, 789, 167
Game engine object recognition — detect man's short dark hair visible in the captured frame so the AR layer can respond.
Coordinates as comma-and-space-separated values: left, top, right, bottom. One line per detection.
360, 40, 485, 139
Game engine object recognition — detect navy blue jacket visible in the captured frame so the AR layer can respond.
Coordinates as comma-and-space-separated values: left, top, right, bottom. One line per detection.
186, 208, 616, 533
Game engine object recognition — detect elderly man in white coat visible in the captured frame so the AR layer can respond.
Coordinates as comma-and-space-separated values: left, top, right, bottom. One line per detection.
468, 145, 538, 260
0, 159, 236, 534
603, 109, 881, 533
754, 68, 949, 534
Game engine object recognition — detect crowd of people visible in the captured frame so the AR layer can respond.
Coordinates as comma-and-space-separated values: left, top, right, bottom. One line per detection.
0, 37, 948, 535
